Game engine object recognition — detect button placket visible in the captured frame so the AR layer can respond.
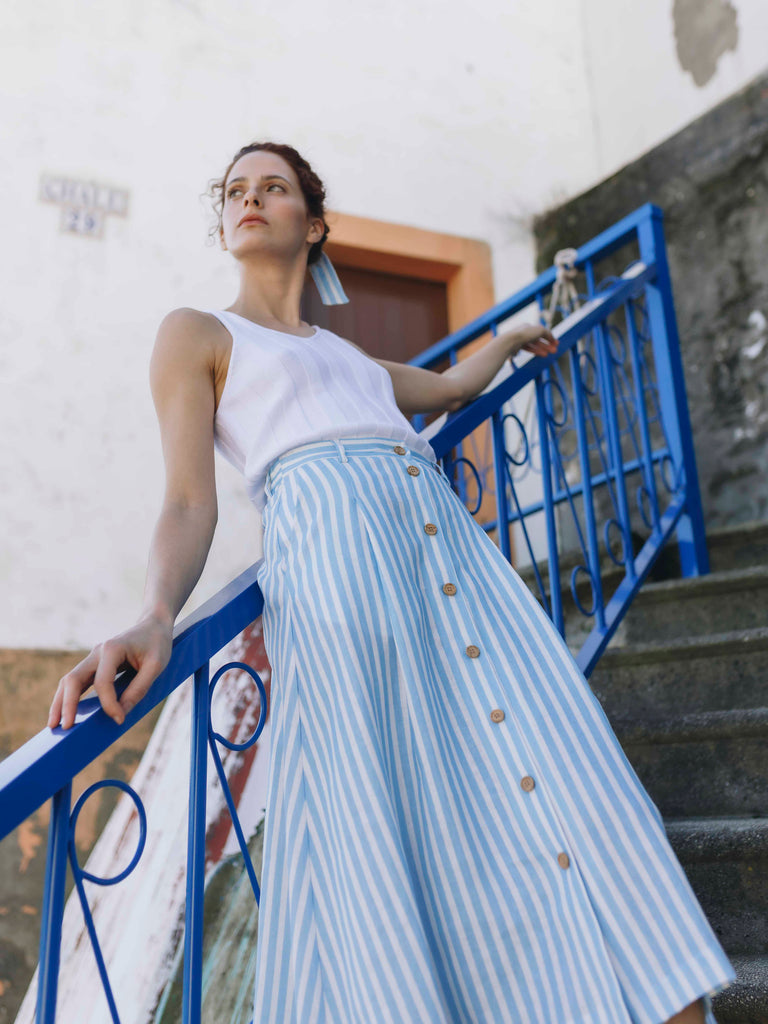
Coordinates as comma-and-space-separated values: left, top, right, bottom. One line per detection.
402, 447, 493, 710
399, 445, 575, 874
496, 723, 577, 873
403, 451, 487, 668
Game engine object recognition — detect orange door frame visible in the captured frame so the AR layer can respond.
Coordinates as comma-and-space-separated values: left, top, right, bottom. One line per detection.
325, 211, 512, 560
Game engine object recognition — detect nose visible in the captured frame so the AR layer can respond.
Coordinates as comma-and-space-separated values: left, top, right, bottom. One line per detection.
244, 188, 262, 207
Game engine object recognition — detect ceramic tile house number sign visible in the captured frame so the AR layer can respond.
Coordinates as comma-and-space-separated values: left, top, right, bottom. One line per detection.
39, 175, 130, 238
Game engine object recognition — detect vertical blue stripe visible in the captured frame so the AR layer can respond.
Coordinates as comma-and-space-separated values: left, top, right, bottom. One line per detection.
251, 436, 737, 1024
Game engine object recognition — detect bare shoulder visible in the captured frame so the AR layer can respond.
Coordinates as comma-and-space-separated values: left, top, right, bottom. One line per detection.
151, 308, 226, 382
154, 307, 225, 353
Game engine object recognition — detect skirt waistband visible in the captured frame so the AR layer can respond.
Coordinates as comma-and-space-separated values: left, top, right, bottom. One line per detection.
264, 436, 444, 497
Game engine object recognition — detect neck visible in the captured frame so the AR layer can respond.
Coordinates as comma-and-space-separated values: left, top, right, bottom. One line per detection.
229, 253, 309, 330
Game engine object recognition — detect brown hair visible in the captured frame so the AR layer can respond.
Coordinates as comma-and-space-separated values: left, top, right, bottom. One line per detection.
207, 141, 329, 265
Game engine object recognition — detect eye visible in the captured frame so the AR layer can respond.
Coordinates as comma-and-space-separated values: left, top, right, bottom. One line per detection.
267, 182, 285, 191
226, 186, 242, 199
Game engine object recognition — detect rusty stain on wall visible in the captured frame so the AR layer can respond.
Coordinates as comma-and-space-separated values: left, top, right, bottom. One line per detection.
673, 0, 739, 87
15, 821, 42, 875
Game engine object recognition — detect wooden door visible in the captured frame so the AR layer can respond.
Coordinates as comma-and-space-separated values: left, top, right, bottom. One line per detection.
302, 264, 449, 363
301, 264, 451, 429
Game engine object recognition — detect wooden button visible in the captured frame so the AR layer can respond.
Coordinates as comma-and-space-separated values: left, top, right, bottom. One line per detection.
490, 709, 505, 723
465, 645, 481, 658
393, 445, 406, 455
424, 523, 438, 535
442, 582, 457, 595
557, 852, 570, 869
520, 776, 535, 792
407, 465, 420, 476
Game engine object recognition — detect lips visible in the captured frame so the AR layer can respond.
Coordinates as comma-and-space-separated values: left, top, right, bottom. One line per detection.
238, 215, 268, 227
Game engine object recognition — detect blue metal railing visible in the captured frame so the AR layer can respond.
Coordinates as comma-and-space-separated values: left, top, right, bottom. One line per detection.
410, 201, 707, 672
0, 202, 706, 1023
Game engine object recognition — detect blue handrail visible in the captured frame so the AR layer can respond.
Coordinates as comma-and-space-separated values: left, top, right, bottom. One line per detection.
0, 201, 707, 1023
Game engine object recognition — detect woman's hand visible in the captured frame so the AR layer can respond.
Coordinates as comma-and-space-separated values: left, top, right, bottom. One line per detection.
47, 613, 173, 731
507, 323, 559, 360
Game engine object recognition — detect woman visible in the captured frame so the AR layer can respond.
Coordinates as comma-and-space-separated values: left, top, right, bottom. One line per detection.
48, 142, 735, 1024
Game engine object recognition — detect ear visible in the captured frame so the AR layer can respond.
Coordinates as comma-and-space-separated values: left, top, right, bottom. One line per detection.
306, 216, 325, 247
219, 225, 228, 252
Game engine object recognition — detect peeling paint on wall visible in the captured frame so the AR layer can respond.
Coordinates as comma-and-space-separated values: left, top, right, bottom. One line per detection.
673, 0, 739, 87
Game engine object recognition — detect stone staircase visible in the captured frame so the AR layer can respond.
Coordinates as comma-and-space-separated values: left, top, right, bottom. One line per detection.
556, 520, 768, 1024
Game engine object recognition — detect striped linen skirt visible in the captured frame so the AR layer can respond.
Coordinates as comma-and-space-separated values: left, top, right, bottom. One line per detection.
250, 435, 736, 1024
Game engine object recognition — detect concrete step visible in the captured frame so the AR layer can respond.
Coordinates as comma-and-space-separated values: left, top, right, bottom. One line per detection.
612, 707, 768, 818
705, 520, 768, 576
518, 531, 656, 598
520, 520, 768, 650
663, 817, 768, 956
609, 566, 768, 645
714, 953, 768, 1024
636, 518, 768, 579
589, 627, 768, 718
554, 564, 768, 655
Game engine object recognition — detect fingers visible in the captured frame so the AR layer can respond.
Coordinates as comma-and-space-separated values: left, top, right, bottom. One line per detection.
118, 650, 167, 716
91, 641, 130, 727
49, 648, 99, 730
521, 328, 559, 358
50, 642, 126, 730
48, 626, 171, 733
521, 341, 554, 357
509, 324, 559, 362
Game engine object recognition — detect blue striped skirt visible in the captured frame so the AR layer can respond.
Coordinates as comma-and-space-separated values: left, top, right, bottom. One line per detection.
250, 435, 736, 1024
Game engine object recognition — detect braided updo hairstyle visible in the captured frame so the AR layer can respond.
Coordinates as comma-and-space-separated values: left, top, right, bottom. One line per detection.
207, 142, 330, 265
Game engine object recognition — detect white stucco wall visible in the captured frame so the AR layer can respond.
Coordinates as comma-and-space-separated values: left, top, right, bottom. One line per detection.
2, 0, 765, 648
581, 0, 768, 175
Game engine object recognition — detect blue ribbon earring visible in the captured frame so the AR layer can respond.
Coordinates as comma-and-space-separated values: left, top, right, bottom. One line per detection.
309, 251, 349, 305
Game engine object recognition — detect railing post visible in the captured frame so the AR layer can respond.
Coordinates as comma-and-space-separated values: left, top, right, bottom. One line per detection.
36, 781, 72, 1024
182, 663, 210, 1024
568, 345, 606, 631
535, 370, 564, 637
637, 206, 709, 576
491, 408, 513, 563
625, 297, 661, 533
593, 318, 636, 583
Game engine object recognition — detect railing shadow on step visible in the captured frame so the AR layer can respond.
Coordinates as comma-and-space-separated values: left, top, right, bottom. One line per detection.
0, 201, 708, 1023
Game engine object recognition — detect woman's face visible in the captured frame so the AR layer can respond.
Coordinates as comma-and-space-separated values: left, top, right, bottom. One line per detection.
219, 150, 324, 263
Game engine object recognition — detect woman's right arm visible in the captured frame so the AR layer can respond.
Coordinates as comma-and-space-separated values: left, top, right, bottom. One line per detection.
48, 309, 220, 730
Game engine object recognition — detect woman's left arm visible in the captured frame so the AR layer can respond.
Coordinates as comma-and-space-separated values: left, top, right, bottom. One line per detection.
438, 323, 558, 410
349, 323, 558, 416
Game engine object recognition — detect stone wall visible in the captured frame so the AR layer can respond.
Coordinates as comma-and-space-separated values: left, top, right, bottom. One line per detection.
533, 69, 768, 529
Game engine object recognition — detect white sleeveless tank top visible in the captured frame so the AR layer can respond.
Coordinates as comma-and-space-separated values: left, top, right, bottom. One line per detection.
205, 309, 438, 515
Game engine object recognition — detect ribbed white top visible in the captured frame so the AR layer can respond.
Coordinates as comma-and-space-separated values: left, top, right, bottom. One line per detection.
205, 309, 438, 515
